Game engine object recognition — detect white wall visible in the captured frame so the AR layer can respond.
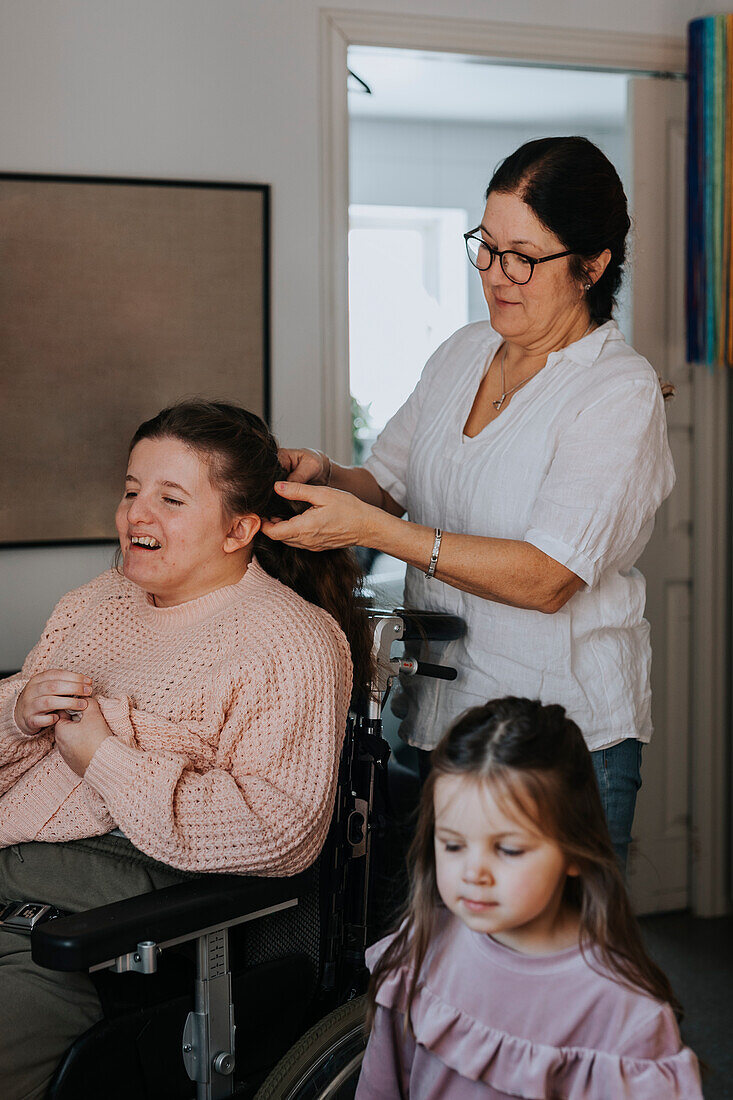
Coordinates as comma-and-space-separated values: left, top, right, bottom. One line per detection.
0, 1, 688, 667
681, 0, 733, 17
0, 546, 117, 674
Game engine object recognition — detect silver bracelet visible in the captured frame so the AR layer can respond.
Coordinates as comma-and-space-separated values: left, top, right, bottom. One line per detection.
425, 528, 443, 579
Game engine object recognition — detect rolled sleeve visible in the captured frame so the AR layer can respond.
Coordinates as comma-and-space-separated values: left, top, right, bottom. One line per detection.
363, 337, 452, 510
363, 449, 409, 511
364, 397, 421, 511
524, 531, 597, 587
524, 378, 675, 589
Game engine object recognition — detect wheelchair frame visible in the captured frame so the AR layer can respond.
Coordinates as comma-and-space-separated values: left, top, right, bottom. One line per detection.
31, 608, 464, 1100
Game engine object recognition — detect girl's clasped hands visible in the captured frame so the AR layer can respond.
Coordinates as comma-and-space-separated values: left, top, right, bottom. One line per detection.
14, 670, 112, 776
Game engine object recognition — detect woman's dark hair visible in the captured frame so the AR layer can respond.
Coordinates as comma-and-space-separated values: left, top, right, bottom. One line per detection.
487, 136, 630, 324
127, 399, 373, 702
369, 697, 681, 1030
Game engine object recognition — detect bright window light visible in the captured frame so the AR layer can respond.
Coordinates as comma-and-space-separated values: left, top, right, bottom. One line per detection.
348, 205, 468, 458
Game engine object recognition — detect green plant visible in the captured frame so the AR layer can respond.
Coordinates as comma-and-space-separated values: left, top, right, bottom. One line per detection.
351, 394, 373, 465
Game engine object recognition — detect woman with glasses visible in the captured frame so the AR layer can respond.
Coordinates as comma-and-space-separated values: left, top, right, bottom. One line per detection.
266, 136, 675, 868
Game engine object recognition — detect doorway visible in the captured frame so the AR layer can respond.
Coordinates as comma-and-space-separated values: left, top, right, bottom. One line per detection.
347, 49, 632, 451
346, 47, 689, 916
319, 9, 726, 919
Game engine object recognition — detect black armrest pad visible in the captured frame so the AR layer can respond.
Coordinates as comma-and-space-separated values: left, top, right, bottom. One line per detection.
394, 609, 466, 643
31, 869, 314, 972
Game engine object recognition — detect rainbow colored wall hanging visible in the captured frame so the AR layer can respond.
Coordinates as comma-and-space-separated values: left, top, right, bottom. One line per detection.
687, 15, 733, 367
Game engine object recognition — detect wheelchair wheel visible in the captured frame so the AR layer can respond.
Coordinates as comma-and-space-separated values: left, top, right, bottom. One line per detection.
253, 994, 368, 1100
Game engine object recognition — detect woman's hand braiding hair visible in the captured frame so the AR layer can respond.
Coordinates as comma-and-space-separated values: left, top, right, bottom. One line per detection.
276, 447, 331, 486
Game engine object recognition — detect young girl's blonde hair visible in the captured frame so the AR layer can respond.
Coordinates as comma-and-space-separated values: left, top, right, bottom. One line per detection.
369, 697, 680, 1028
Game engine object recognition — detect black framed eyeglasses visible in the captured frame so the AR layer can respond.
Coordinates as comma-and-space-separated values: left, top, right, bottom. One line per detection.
463, 229, 573, 285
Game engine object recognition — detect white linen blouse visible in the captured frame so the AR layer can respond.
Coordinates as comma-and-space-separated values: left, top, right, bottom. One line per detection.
364, 320, 675, 752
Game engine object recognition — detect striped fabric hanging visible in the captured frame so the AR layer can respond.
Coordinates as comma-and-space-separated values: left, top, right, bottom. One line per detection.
687, 15, 733, 367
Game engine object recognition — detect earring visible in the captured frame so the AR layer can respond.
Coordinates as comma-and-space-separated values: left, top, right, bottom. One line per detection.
584, 283, 592, 291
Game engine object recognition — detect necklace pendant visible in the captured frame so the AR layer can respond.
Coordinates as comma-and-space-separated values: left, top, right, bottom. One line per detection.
493, 395, 506, 411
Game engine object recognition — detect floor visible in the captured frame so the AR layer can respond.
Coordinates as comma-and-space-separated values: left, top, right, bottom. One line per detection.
640, 912, 733, 1099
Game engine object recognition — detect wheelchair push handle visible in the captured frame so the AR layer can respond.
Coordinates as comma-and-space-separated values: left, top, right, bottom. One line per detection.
396, 657, 457, 682
367, 609, 465, 696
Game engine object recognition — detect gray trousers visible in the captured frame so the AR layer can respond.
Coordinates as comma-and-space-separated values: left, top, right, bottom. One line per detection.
0, 835, 194, 1100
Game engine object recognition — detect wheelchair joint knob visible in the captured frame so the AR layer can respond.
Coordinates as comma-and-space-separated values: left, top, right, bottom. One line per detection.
213, 1051, 235, 1076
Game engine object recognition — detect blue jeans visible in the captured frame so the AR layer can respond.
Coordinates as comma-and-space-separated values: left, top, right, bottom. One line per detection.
591, 739, 643, 872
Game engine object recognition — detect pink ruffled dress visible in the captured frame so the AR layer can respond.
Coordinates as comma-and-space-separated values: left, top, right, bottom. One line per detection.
356, 910, 702, 1099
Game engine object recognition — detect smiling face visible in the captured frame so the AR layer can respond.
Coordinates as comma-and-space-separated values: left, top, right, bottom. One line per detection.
115, 436, 260, 607
433, 773, 578, 954
477, 189, 588, 349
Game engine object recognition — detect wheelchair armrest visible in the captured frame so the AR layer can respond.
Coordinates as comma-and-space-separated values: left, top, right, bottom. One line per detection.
393, 609, 466, 642
31, 869, 314, 973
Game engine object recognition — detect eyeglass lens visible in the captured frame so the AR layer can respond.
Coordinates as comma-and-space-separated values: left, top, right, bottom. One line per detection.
465, 238, 533, 284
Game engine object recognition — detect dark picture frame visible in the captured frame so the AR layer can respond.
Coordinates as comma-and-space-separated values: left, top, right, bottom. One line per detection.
0, 173, 270, 546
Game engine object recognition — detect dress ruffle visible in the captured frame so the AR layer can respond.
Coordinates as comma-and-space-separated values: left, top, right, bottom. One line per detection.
375, 965, 703, 1099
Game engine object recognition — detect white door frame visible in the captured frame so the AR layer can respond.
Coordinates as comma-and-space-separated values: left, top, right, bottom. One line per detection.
318, 8, 728, 916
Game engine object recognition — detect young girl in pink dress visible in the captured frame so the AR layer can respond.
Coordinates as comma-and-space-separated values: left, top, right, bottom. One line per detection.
357, 698, 702, 1099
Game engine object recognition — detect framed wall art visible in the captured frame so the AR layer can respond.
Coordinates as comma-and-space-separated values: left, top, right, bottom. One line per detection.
0, 173, 270, 545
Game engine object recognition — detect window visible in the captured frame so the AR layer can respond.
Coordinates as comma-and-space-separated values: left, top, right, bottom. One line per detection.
348, 205, 468, 459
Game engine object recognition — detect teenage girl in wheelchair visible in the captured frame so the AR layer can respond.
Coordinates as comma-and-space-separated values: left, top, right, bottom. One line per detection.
1, 400, 456, 1099
0, 399, 388, 1099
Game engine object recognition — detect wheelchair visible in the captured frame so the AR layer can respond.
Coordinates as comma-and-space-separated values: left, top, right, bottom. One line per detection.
30, 607, 465, 1099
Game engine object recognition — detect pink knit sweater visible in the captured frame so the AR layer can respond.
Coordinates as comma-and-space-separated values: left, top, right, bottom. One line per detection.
0, 560, 353, 875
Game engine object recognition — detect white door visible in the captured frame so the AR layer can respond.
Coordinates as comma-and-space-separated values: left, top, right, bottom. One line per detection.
627, 77, 691, 913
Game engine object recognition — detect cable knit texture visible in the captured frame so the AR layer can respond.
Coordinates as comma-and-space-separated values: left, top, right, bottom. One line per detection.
0, 560, 352, 875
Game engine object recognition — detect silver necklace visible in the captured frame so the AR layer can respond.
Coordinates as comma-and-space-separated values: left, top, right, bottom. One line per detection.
492, 321, 594, 412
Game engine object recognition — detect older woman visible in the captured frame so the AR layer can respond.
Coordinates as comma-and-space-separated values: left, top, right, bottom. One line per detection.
0, 400, 366, 1099
265, 137, 675, 869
